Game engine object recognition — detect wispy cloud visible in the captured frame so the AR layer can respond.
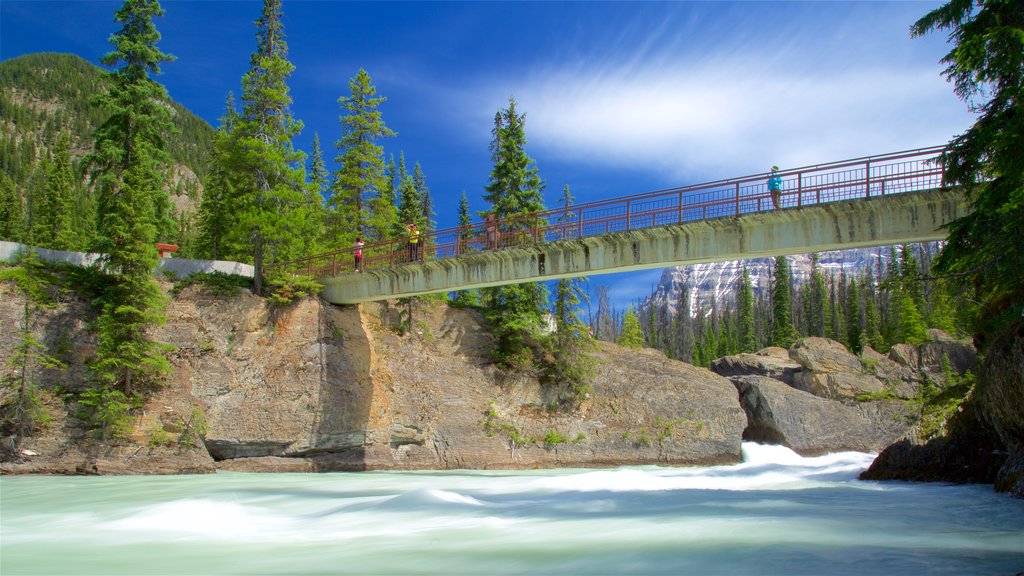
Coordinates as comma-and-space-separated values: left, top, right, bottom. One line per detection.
439, 2, 973, 182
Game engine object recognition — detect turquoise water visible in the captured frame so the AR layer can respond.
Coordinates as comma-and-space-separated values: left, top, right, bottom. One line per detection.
2, 444, 1022, 575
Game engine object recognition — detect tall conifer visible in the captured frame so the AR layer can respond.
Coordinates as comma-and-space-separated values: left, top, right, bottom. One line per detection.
87, 0, 175, 418
331, 69, 395, 246
229, 0, 311, 293
770, 256, 798, 348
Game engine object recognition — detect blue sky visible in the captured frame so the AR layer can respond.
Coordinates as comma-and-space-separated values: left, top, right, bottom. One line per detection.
1, 1, 973, 308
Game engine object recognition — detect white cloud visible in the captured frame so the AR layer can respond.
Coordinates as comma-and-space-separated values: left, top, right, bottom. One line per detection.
464, 58, 972, 181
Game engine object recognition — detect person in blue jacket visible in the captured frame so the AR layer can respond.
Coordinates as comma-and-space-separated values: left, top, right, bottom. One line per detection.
768, 165, 782, 209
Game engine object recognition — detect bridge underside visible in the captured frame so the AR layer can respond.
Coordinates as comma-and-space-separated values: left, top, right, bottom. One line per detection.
320, 187, 966, 304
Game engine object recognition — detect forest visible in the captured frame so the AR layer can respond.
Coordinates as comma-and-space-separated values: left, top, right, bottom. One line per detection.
0, 0, 1020, 442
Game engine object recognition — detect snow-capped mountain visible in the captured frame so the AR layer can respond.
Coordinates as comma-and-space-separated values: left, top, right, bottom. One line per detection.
640, 244, 940, 318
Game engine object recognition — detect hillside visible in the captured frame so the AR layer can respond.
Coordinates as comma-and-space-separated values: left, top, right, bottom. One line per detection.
0, 52, 215, 246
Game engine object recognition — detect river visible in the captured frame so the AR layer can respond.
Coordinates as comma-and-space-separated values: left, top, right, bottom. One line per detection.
1, 443, 1022, 575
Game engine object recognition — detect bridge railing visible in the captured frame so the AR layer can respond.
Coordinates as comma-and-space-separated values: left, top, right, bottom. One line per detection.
271, 146, 946, 278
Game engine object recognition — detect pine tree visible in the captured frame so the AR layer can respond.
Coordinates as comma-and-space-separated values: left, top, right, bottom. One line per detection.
674, 282, 694, 362
806, 254, 828, 337
87, 0, 175, 410
738, 267, 756, 353
863, 272, 882, 350
450, 191, 478, 306
770, 256, 798, 348
396, 152, 421, 231
196, 93, 241, 260
593, 285, 616, 342
915, 0, 1024, 349
0, 248, 64, 447
45, 132, 77, 250
308, 132, 329, 201
0, 173, 24, 241
480, 96, 548, 366
227, 0, 312, 292
617, 305, 644, 350
846, 277, 863, 354
549, 190, 596, 404
330, 68, 395, 247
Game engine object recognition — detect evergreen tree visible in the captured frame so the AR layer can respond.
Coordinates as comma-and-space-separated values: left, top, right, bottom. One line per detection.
674, 282, 694, 362
0, 173, 24, 241
617, 305, 644, 350
805, 254, 828, 337
450, 191, 478, 306
0, 248, 64, 447
480, 97, 548, 366
846, 277, 863, 354
308, 132, 329, 201
396, 152, 422, 231
227, 0, 312, 292
738, 267, 756, 353
593, 285, 616, 342
45, 132, 77, 250
914, 0, 1024, 348
895, 288, 928, 345
87, 0, 175, 408
330, 68, 395, 247
863, 272, 882, 350
549, 190, 596, 404
770, 256, 798, 348
196, 93, 241, 260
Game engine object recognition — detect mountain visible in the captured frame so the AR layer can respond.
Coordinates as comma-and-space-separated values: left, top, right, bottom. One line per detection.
0, 52, 215, 235
640, 243, 942, 318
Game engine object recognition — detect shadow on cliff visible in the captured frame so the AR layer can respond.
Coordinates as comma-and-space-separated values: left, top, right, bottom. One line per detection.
307, 302, 376, 471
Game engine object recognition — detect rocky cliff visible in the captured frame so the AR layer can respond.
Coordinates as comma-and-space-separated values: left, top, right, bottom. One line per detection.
0, 276, 990, 483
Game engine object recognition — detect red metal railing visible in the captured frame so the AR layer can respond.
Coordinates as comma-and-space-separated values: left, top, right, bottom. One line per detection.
270, 146, 946, 278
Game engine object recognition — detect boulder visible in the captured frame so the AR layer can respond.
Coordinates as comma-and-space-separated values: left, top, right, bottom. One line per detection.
734, 376, 915, 456
888, 330, 976, 384
788, 337, 889, 399
710, 347, 802, 386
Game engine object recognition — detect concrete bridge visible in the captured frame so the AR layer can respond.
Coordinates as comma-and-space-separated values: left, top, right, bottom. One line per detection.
272, 147, 966, 304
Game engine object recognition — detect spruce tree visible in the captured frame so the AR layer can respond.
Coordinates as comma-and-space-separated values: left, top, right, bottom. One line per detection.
674, 282, 694, 362
0, 173, 24, 241
915, 0, 1024, 348
88, 0, 175, 411
550, 191, 596, 404
46, 132, 77, 250
228, 0, 312, 292
330, 68, 395, 246
0, 248, 64, 447
617, 305, 644, 350
309, 132, 329, 201
196, 93, 241, 260
593, 285, 616, 342
450, 191, 479, 306
846, 277, 863, 354
770, 256, 798, 348
738, 267, 757, 353
480, 96, 548, 366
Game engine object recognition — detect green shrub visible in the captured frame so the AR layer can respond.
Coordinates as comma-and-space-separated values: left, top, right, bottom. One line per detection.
171, 271, 252, 297
543, 428, 569, 447
76, 385, 140, 440
265, 272, 322, 305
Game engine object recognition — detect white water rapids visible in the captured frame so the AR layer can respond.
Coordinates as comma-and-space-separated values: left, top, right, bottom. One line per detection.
2, 443, 1022, 575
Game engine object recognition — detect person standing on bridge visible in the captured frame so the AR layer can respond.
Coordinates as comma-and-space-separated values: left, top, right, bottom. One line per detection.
406, 223, 421, 262
484, 213, 499, 251
768, 165, 782, 209
354, 236, 364, 272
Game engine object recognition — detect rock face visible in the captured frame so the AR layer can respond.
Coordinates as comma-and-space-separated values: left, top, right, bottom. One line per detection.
734, 376, 914, 455
861, 319, 1024, 496
0, 280, 745, 474
711, 335, 979, 458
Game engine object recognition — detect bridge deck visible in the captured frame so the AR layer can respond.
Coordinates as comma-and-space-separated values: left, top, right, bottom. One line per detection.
268, 147, 962, 303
